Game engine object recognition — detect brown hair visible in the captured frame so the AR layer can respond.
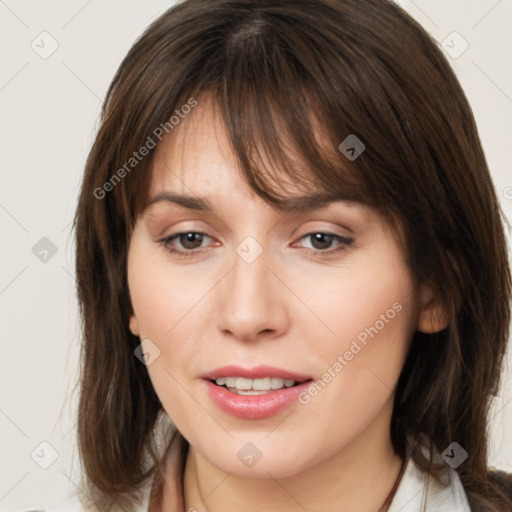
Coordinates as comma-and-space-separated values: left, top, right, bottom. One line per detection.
73, 0, 512, 510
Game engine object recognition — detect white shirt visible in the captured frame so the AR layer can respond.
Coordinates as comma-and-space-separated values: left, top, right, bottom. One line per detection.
388, 454, 471, 511
12, 453, 471, 512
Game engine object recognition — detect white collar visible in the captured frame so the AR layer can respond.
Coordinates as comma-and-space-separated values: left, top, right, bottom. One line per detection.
388, 455, 471, 511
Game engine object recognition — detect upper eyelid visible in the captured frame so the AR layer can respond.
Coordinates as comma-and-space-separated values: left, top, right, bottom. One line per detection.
145, 205, 358, 235
159, 218, 354, 237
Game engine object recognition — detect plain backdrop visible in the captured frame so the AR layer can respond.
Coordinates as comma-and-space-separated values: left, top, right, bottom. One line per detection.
1, 0, 511, 509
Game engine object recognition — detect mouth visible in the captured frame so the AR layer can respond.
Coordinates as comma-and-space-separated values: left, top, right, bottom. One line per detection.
202, 365, 313, 419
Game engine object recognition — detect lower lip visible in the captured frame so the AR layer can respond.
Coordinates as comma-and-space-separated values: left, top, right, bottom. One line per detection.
204, 380, 311, 419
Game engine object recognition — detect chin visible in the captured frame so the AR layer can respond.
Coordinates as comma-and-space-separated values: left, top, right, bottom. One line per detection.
192, 434, 325, 480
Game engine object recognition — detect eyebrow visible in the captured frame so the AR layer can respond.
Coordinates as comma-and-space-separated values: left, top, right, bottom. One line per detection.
144, 191, 356, 214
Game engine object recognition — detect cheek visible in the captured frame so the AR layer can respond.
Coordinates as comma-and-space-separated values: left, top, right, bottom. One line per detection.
293, 244, 416, 410
299, 254, 415, 361
284, 272, 415, 470
128, 245, 214, 341
127, 249, 211, 431
127, 243, 219, 412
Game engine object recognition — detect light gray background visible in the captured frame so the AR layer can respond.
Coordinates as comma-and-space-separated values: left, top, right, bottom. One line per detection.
1, 0, 511, 509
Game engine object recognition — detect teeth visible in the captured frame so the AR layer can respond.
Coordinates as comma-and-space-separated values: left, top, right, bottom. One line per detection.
235, 377, 253, 390
270, 377, 284, 389
253, 378, 271, 390
214, 376, 298, 392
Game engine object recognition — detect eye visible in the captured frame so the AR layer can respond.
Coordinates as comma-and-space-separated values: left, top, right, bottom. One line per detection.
295, 232, 354, 255
158, 230, 354, 258
159, 231, 214, 257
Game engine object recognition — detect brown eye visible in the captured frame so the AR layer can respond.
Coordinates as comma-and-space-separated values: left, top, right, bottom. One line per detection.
309, 233, 335, 250
159, 231, 214, 257
296, 232, 354, 256
178, 232, 205, 250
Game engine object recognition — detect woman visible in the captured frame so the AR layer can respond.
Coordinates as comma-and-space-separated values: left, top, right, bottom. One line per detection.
35, 0, 512, 510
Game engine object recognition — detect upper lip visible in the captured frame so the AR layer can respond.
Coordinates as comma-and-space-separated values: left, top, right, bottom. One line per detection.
202, 365, 312, 382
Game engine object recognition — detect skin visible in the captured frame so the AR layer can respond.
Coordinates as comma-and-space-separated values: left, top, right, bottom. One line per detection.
127, 96, 448, 512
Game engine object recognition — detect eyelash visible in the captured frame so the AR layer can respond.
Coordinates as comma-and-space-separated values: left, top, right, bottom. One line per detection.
158, 231, 354, 258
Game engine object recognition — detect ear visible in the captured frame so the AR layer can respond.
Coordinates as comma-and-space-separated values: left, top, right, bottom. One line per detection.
129, 313, 140, 337
417, 284, 450, 334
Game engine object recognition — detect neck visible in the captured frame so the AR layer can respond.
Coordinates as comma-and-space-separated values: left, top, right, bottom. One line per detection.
174, 397, 403, 512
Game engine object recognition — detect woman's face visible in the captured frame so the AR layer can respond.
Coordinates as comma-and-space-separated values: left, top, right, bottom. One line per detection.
127, 99, 431, 478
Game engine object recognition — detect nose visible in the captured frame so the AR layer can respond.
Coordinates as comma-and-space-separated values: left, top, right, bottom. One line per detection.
216, 243, 290, 342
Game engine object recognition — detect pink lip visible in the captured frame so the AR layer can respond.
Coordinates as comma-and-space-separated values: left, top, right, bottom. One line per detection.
202, 365, 312, 420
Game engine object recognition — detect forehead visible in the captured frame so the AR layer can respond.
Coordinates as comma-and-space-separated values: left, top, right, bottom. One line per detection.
148, 95, 346, 210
